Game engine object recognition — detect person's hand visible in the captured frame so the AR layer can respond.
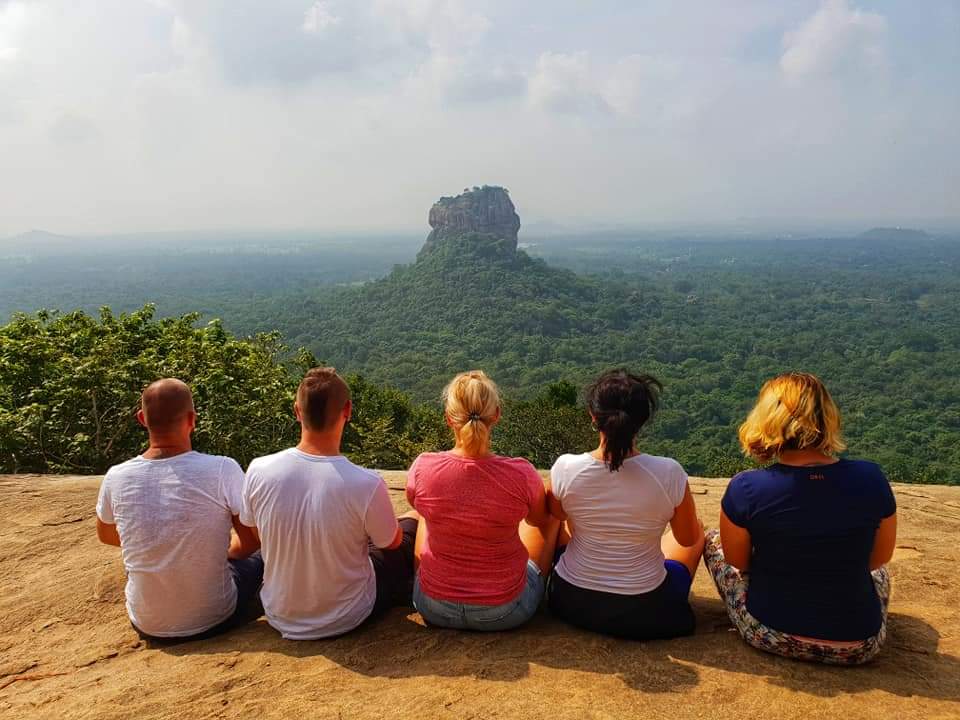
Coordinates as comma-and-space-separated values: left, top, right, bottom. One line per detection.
227, 529, 241, 559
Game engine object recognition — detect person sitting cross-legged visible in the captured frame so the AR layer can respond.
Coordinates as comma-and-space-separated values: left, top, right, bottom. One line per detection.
545, 369, 705, 640
406, 370, 561, 631
704, 372, 897, 665
95, 378, 263, 642
241, 367, 418, 640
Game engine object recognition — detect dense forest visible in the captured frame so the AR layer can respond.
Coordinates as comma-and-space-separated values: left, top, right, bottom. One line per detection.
0, 306, 589, 474
269, 233, 960, 484
2, 230, 958, 483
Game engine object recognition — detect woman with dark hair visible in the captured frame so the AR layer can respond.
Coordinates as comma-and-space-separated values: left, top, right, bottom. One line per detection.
545, 369, 704, 639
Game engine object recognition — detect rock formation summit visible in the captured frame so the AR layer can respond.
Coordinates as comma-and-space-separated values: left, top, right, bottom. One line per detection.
422, 185, 521, 254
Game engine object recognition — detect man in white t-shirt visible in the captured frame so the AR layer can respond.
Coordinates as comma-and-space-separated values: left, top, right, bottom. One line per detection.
241, 367, 418, 640
96, 379, 263, 641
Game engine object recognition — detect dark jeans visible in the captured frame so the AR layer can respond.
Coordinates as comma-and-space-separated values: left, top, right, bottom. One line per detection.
134, 551, 265, 643
367, 517, 419, 619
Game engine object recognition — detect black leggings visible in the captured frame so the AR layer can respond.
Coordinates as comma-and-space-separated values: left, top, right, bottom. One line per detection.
547, 570, 695, 640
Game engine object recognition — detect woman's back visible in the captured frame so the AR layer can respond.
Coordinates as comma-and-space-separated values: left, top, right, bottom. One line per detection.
722, 459, 896, 640
551, 452, 687, 594
407, 451, 542, 605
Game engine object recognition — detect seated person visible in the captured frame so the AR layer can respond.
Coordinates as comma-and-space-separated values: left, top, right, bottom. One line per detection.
546, 369, 704, 640
96, 378, 263, 641
241, 367, 417, 640
704, 372, 897, 665
406, 370, 560, 631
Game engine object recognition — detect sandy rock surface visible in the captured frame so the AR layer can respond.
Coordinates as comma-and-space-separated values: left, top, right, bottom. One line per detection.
1, 473, 958, 719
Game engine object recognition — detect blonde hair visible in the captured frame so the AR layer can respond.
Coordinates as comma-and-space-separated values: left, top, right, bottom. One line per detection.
442, 370, 501, 457
738, 372, 846, 463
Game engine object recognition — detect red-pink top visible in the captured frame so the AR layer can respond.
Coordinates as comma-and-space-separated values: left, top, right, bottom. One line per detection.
406, 451, 544, 605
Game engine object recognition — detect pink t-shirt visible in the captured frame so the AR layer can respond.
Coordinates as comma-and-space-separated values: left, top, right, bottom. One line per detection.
406, 451, 544, 605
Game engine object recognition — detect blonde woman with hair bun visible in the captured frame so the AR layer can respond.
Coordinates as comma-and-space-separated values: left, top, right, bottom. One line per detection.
704, 372, 898, 665
405, 370, 561, 631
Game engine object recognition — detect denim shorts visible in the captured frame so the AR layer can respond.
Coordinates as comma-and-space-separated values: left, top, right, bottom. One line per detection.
413, 560, 545, 631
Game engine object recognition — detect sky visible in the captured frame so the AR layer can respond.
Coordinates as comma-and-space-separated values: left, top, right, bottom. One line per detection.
0, 0, 958, 236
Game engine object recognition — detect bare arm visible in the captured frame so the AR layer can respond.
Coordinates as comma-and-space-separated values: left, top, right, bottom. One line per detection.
96, 518, 121, 547
382, 524, 405, 551
228, 515, 261, 560
545, 478, 567, 522
525, 480, 553, 529
869, 513, 897, 571
718, 509, 752, 571
668, 485, 702, 547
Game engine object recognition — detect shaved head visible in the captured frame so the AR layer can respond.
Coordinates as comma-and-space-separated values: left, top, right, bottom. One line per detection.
140, 379, 195, 434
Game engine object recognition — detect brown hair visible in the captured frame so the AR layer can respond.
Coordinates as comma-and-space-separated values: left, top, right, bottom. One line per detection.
442, 370, 501, 456
738, 372, 846, 463
297, 367, 351, 431
586, 369, 662, 472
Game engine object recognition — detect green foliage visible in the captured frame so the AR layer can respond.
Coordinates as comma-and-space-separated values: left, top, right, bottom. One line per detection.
340, 374, 449, 469
0, 307, 448, 473
3, 231, 960, 483
0, 306, 298, 472
279, 233, 960, 484
495, 397, 593, 470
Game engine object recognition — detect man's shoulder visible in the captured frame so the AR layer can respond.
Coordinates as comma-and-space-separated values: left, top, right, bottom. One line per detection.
247, 448, 295, 474
187, 451, 238, 470
335, 457, 384, 487
103, 455, 147, 484
105, 455, 141, 474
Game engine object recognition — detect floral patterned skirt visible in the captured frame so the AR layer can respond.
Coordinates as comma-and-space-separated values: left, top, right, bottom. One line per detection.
703, 529, 890, 665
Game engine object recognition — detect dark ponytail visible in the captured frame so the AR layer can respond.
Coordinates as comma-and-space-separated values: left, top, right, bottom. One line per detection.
586, 369, 662, 472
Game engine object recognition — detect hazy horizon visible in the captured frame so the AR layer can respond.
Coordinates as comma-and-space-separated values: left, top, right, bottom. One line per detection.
6, 216, 960, 247
1, 0, 958, 237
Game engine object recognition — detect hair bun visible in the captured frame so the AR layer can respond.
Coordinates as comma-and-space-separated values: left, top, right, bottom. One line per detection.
586, 369, 662, 471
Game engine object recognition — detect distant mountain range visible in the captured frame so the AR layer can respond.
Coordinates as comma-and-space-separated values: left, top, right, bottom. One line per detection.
0, 229, 77, 253
858, 227, 931, 242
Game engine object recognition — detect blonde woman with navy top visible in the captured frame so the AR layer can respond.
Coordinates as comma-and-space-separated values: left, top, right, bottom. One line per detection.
704, 372, 897, 664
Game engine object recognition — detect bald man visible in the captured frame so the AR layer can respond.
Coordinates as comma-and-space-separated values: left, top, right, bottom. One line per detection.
95, 378, 263, 641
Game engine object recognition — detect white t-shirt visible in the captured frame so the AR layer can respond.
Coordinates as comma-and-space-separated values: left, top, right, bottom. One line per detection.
241, 449, 399, 640
550, 452, 688, 595
95, 451, 244, 637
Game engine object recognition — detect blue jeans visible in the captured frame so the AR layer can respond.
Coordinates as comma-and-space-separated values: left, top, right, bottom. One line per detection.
413, 560, 544, 631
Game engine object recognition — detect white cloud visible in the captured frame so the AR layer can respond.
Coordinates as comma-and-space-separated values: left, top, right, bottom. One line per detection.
0, 0, 956, 235
411, 52, 525, 105
0, 1, 26, 61
302, 1, 340, 34
528, 52, 609, 116
781, 0, 887, 79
